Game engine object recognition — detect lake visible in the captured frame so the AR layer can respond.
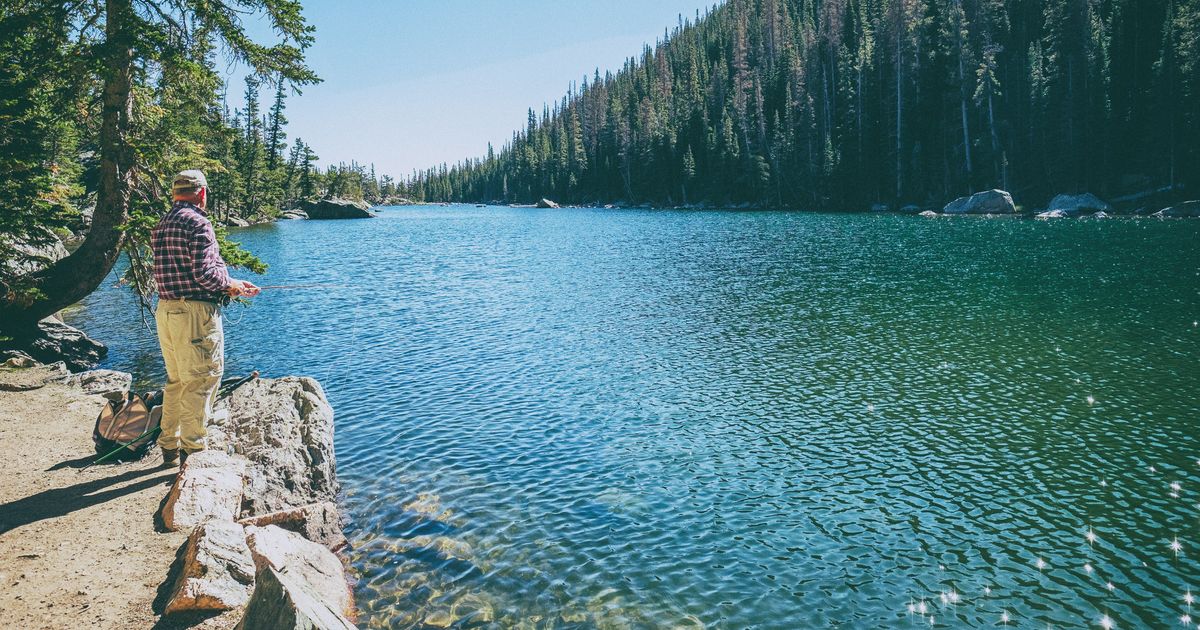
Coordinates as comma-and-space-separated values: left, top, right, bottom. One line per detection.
71, 206, 1200, 628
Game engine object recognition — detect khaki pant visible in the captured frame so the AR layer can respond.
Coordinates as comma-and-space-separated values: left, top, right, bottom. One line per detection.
155, 298, 224, 453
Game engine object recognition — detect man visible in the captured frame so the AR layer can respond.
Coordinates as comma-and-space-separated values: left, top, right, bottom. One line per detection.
151, 170, 260, 466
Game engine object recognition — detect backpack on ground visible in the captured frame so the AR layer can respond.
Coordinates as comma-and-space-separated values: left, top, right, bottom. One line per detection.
92, 391, 163, 461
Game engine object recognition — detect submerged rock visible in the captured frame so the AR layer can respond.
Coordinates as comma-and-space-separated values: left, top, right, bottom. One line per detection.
212, 377, 339, 516
1035, 209, 1068, 219
1044, 193, 1112, 216
237, 565, 357, 630
162, 450, 248, 532
536, 198, 560, 209
244, 525, 353, 616
918, 210, 938, 218
165, 520, 256, 613
300, 198, 374, 219
942, 189, 1016, 215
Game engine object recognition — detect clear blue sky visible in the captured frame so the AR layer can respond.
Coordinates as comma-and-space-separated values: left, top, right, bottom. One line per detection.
226, 0, 719, 179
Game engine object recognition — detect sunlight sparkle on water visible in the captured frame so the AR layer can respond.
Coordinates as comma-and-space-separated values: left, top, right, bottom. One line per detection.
1087, 527, 1098, 546
1185, 589, 1195, 606
1100, 613, 1115, 629
1171, 537, 1184, 556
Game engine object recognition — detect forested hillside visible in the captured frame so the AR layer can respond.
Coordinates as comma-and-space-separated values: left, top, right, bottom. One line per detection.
409, 0, 1200, 209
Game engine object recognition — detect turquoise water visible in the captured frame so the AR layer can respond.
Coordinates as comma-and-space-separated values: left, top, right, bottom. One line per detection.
73, 207, 1200, 628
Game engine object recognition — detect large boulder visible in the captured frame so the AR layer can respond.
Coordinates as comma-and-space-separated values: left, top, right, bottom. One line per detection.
278, 209, 308, 220
1153, 200, 1200, 217
236, 566, 357, 630
536, 198, 560, 209
300, 198, 374, 220
239, 502, 346, 551
942, 189, 1016, 215
1045, 193, 1112, 216
0, 317, 107, 372
57, 368, 132, 398
211, 377, 339, 516
162, 450, 248, 532
165, 520, 256, 613
243, 525, 352, 616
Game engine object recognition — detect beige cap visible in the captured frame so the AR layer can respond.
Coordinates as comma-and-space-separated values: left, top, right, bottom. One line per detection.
172, 169, 208, 193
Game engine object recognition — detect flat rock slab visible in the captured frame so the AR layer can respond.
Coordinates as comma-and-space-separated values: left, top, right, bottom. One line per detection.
0, 362, 69, 392
212, 377, 339, 517
165, 520, 256, 613
57, 369, 132, 398
162, 450, 248, 532
237, 566, 357, 630
244, 524, 353, 616
239, 502, 346, 551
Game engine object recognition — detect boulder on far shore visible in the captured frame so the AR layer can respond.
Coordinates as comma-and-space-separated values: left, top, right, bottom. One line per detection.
1153, 200, 1200, 217
870, 203, 890, 212
918, 210, 939, 218
300, 198, 374, 219
942, 189, 1016, 215
0, 317, 107, 373
1035, 209, 1068, 219
1045, 193, 1112, 216
536, 198, 560, 209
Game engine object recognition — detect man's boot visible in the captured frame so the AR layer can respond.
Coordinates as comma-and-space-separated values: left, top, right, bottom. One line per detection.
161, 448, 179, 466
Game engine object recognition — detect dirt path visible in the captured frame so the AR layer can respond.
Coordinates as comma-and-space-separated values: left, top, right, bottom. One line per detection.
0, 370, 229, 629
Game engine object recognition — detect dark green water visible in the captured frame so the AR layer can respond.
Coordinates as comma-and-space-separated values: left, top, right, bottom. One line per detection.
73, 207, 1200, 628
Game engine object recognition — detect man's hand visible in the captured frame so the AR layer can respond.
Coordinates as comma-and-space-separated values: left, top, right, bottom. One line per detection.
227, 279, 261, 298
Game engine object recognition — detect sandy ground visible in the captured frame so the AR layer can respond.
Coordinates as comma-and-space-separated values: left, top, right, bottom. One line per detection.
0, 369, 236, 629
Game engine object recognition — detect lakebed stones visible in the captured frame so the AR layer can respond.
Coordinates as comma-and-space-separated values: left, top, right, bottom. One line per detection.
237, 566, 357, 630
1044, 192, 1112, 216
244, 525, 353, 616
942, 189, 1016, 215
162, 450, 248, 532
213, 377, 339, 516
300, 197, 374, 219
239, 502, 346, 551
165, 520, 256, 613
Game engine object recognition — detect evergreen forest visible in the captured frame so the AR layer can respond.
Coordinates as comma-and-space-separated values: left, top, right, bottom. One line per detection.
407, 0, 1200, 210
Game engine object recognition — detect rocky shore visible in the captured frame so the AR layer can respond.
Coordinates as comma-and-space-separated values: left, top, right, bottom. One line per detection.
0, 360, 357, 629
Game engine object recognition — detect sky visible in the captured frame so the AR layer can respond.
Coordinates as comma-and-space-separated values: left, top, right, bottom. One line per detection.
225, 0, 720, 178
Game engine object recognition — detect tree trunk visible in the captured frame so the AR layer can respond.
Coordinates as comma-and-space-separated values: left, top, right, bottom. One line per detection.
0, 0, 135, 327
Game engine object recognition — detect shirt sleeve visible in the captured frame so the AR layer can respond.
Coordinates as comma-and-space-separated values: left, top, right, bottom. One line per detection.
191, 218, 232, 293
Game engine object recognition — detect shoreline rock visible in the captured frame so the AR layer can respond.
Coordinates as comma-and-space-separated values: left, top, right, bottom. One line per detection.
942, 189, 1016, 215
0, 317, 107, 373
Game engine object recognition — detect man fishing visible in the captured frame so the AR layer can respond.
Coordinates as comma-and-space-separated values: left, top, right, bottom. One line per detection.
151, 170, 260, 466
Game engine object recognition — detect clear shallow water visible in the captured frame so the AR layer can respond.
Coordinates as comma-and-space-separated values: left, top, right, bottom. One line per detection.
72, 207, 1200, 628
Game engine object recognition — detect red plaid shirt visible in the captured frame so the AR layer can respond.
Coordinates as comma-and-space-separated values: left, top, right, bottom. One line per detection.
152, 202, 231, 302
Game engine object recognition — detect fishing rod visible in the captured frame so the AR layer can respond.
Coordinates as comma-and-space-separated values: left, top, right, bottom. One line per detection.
254, 284, 341, 290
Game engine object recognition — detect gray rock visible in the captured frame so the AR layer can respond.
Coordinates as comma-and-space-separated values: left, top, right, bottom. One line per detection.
869, 203, 890, 212
300, 198, 374, 220
0, 317, 107, 372
942, 189, 1016, 215
0, 361, 69, 392
239, 502, 346, 551
244, 525, 352, 616
165, 520, 256, 613
536, 198, 560, 209
918, 210, 939, 218
1045, 193, 1112, 216
57, 369, 132, 398
899, 204, 923, 214
279, 209, 309, 220
1035, 209, 1068, 219
1153, 200, 1200, 218
162, 450, 248, 532
1091, 211, 1110, 218
1, 350, 37, 368
211, 377, 339, 516
226, 216, 251, 228
1, 229, 69, 277
236, 565, 357, 630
